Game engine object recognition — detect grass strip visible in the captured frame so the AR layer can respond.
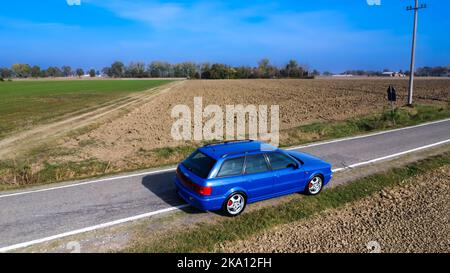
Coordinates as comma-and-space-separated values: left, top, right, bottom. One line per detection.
126, 152, 450, 253
281, 103, 450, 147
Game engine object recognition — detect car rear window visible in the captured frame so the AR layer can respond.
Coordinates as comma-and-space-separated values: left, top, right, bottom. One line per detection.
182, 150, 216, 179
217, 157, 244, 177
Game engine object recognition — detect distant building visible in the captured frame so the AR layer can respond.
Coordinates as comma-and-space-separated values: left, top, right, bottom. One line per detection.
332, 74, 353, 78
382, 71, 406, 78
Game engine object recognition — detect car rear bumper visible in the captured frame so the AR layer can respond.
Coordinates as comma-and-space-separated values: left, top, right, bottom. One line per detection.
174, 177, 223, 211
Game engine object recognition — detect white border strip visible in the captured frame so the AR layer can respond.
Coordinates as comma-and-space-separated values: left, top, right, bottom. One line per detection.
1, 118, 449, 199
331, 139, 450, 172
1, 139, 449, 253
0, 204, 189, 253
0, 168, 176, 199
286, 118, 450, 150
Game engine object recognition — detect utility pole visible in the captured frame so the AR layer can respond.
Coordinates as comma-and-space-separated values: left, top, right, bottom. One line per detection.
406, 0, 426, 106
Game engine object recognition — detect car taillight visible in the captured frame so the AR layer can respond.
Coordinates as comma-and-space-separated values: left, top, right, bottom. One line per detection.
177, 167, 212, 196
195, 185, 212, 196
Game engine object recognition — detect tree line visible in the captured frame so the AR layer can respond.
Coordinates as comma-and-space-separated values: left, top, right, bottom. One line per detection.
0, 64, 97, 80
340, 66, 449, 77
0, 59, 313, 80
101, 59, 314, 79
1, 61, 448, 81
415, 66, 450, 77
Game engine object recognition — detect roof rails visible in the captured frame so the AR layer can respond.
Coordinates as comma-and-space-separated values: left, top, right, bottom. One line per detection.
204, 139, 254, 147
221, 149, 262, 158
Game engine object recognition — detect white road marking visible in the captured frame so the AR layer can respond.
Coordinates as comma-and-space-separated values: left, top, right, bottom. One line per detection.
286, 118, 450, 150
1, 118, 449, 199
0, 168, 176, 199
330, 139, 450, 172
0, 204, 189, 253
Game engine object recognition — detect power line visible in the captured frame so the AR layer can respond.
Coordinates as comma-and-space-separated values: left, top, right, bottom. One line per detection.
406, 0, 427, 106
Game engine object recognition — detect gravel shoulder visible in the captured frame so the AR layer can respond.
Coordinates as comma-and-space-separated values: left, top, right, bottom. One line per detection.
221, 165, 450, 253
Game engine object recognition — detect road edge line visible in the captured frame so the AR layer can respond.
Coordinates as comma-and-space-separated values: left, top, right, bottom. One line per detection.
0, 204, 189, 253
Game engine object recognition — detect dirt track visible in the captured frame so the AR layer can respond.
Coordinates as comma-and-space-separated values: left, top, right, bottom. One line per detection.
0, 81, 182, 158
220, 165, 450, 253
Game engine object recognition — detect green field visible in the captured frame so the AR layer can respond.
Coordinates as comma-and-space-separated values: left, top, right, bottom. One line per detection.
0, 80, 172, 139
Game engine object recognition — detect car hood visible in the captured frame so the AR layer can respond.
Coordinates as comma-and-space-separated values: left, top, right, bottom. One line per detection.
286, 150, 331, 168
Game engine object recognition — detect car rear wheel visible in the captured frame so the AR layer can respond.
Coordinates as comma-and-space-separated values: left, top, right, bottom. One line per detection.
222, 193, 246, 216
305, 175, 323, 195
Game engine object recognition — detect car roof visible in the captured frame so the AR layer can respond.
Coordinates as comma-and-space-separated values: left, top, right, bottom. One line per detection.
199, 140, 277, 160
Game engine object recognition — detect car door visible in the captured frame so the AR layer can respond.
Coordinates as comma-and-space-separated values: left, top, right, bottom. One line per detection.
243, 153, 274, 201
266, 152, 307, 193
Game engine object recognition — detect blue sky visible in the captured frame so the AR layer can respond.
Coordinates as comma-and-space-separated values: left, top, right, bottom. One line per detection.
0, 0, 448, 72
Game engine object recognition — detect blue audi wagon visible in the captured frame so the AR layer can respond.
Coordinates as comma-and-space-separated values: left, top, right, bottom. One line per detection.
174, 140, 332, 216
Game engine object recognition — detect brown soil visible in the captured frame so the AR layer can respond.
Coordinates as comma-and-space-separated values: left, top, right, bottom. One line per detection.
58, 78, 450, 167
220, 165, 450, 253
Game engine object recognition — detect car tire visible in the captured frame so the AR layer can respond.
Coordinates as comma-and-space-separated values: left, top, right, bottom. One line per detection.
222, 192, 246, 217
305, 175, 323, 195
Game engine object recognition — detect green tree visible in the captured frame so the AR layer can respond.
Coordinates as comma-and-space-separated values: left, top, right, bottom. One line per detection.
0, 67, 12, 79
30, 65, 41, 78
200, 63, 212, 79
148, 61, 171, 77
210, 64, 227, 79
174, 62, 196, 78
257, 58, 270, 78
110, 61, 125, 78
62, 66, 72, 77
11, 64, 31, 78
46, 66, 62, 77
76, 68, 84, 78
235, 66, 253, 79
126, 62, 146, 78
257, 58, 278, 78
89, 69, 96, 77
102, 67, 112, 77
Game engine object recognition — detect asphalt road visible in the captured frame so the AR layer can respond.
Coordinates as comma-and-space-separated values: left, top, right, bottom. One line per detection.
1, 119, 449, 250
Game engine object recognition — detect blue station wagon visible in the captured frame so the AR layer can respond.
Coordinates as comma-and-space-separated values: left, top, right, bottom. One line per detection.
174, 140, 332, 216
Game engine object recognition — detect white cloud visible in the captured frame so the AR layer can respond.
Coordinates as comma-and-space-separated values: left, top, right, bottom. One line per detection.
67, 0, 81, 6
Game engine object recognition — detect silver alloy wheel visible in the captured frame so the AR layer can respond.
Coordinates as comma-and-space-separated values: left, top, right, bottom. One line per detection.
226, 193, 245, 215
308, 176, 323, 195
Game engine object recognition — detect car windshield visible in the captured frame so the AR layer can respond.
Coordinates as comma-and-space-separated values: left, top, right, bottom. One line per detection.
182, 150, 216, 179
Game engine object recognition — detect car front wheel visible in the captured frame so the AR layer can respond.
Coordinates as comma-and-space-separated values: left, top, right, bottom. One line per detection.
222, 193, 246, 216
305, 175, 323, 195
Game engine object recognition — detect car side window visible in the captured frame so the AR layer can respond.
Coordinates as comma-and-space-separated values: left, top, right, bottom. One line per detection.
267, 152, 297, 170
245, 154, 269, 174
217, 157, 244, 177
